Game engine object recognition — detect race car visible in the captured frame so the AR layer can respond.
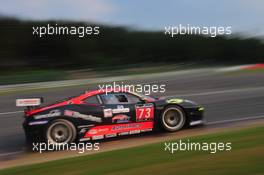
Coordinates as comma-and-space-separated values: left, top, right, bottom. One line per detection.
16, 88, 204, 144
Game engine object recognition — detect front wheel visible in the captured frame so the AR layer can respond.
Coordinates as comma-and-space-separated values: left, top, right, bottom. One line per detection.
161, 106, 186, 132
46, 119, 77, 145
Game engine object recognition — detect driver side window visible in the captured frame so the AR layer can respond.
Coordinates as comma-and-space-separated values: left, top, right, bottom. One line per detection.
125, 93, 142, 104
100, 93, 141, 104
100, 94, 127, 104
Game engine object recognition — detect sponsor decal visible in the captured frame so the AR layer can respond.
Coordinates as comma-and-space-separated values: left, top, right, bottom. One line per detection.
105, 133, 117, 138
79, 137, 91, 142
92, 135, 104, 140
34, 110, 61, 120
64, 110, 74, 116
103, 109, 113, 118
98, 128, 109, 132
29, 121, 48, 125
64, 110, 102, 123
167, 99, 184, 104
117, 105, 124, 109
88, 129, 98, 135
112, 105, 130, 114
78, 124, 95, 128
129, 130, 140, 134
84, 122, 154, 138
112, 123, 141, 131
140, 128, 153, 132
135, 103, 154, 122
88, 128, 109, 135
79, 128, 88, 134
118, 132, 130, 136
16, 98, 42, 107
112, 114, 130, 123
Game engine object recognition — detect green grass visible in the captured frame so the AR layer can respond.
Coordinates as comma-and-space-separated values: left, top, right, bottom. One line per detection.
1, 126, 264, 175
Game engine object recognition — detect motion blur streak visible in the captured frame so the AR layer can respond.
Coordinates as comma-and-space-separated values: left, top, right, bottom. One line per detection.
0, 69, 264, 155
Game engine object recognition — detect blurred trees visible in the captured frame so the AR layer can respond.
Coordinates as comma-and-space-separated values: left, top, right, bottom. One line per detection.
0, 17, 264, 71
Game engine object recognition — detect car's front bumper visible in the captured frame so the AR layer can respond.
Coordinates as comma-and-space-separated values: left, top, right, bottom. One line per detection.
185, 106, 204, 126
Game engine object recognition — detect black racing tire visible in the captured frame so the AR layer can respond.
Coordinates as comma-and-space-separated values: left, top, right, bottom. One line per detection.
161, 106, 186, 132
45, 119, 77, 145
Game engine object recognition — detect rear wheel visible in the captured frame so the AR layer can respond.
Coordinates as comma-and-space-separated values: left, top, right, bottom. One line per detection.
46, 119, 76, 145
161, 106, 186, 132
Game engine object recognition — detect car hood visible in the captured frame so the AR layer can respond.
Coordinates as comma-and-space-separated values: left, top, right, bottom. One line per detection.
161, 97, 200, 108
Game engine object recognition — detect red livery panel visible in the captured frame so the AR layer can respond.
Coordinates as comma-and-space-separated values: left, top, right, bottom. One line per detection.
84, 121, 153, 139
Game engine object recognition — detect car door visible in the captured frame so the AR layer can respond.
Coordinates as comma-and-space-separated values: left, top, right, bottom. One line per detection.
125, 92, 155, 123
99, 92, 154, 124
128, 94, 155, 123
77, 95, 105, 124
99, 92, 138, 123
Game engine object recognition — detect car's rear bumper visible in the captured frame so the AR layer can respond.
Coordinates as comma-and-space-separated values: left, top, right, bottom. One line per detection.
23, 119, 47, 143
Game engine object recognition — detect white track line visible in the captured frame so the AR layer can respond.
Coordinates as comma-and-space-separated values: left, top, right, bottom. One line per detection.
168, 86, 264, 97
206, 115, 264, 125
216, 64, 255, 72
0, 111, 23, 115
0, 151, 24, 157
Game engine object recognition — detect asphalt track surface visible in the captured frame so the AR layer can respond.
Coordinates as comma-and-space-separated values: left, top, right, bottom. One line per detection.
0, 69, 264, 155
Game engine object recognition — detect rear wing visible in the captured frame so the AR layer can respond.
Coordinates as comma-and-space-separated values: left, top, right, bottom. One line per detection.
16, 98, 43, 110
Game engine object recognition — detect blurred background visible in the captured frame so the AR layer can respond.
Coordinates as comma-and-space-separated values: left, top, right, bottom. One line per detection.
0, 0, 264, 84
0, 1, 264, 174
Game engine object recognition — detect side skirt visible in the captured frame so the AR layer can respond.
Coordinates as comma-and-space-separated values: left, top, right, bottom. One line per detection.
79, 122, 153, 141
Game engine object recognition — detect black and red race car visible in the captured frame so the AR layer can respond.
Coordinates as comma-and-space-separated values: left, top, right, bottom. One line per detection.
16, 88, 204, 144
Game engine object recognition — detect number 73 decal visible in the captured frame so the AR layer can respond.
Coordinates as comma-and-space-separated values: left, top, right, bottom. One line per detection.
135, 103, 154, 121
